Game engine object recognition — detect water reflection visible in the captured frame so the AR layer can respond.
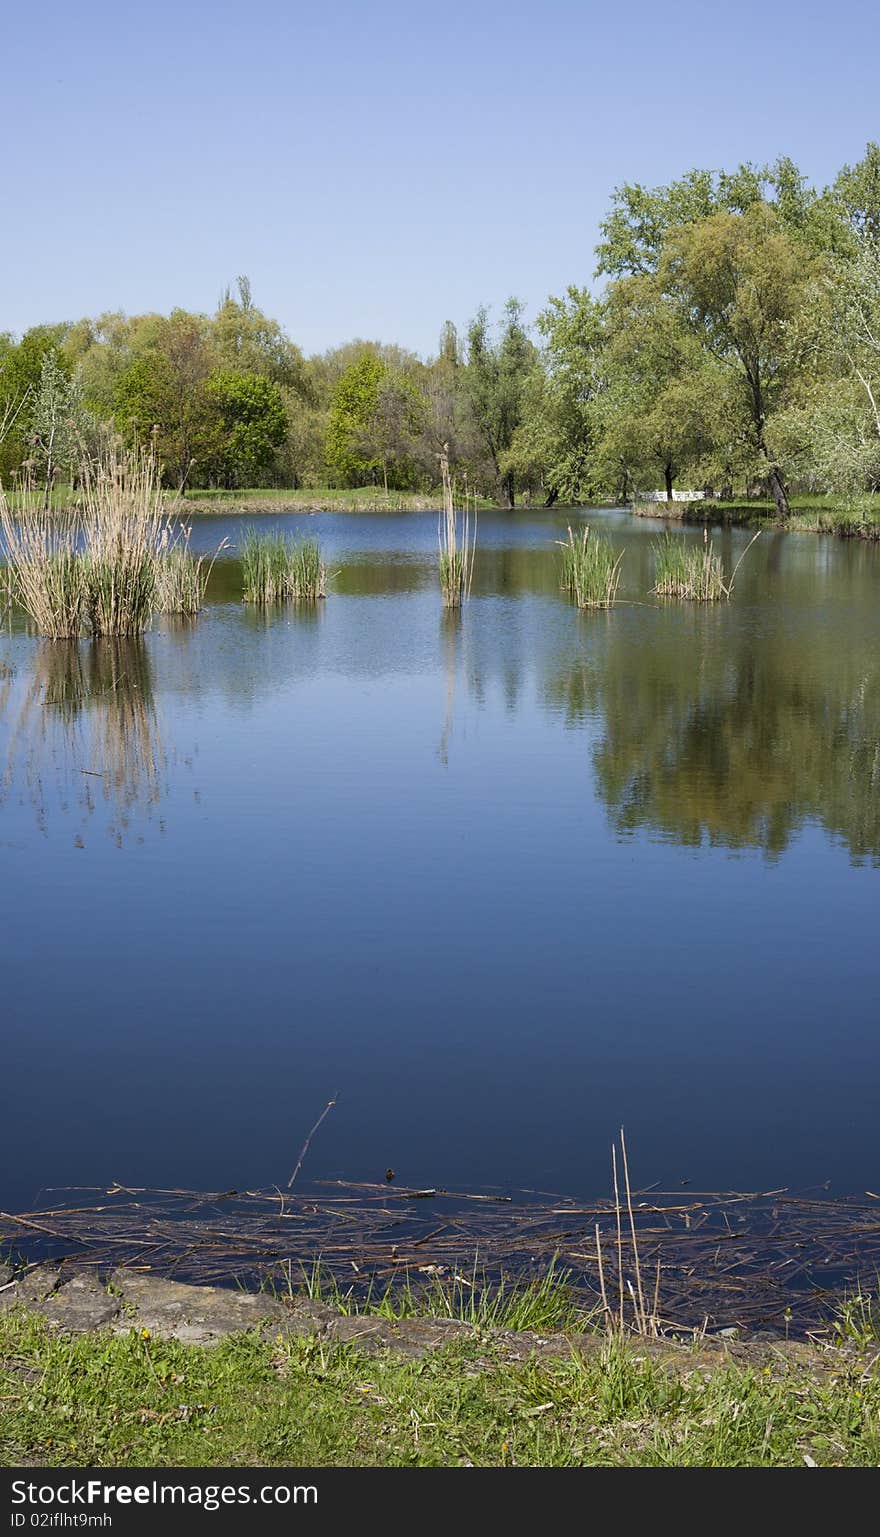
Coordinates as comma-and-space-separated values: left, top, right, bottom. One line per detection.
1, 639, 169, 845
545, 616, 880, 862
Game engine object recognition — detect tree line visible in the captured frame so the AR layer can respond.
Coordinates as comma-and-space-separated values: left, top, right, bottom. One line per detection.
2, 146, 880, 513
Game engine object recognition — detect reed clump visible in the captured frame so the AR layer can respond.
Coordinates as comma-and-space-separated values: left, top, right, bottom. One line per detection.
558, 525, 623, 608
0, 447, 215, 636
152, 524, 225, 616
653, 530, 726, 601
0, 511, 92, 637
438, 447, 476, 608
653, 529, 761, 601
241, 532, 326, 604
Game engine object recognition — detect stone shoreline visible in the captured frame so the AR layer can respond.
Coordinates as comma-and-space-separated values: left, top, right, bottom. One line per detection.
0, 1263, 858, 1381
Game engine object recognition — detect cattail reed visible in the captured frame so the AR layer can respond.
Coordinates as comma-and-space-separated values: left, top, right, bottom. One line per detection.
241, 532, 326, 603
558, 524, 623, 608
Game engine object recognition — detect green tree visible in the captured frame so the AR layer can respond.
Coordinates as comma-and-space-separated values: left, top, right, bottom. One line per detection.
798, 230, 880, 492
204, 370, 288, 486
598, 273, 722, 501
596, 157, 823, 279
114, 310, 214, 488
28, 353, 90, 506
0, 325, 72, 478
324, 354, 386, 485
504, 288, 605, 504
833, 143, 880, 241
213, 275, 308, 391
464, 300, 535, 506
661, 205, 821, 517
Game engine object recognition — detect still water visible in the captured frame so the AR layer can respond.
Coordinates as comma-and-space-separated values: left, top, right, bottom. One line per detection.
2, 508, 878, 1213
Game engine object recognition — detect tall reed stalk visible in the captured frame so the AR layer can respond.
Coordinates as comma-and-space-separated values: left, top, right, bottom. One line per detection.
437, 447, 475, 607
558, 525, 623, 608
595, 1129, 662, 1339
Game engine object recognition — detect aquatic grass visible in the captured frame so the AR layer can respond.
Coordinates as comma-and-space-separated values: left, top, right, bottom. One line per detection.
653, 529, 761, 602
241, 532, 326, 603
152, 546, 203, 615
288, 537, 326, 600
285, 1254, 587, 1334
437, 449, 476, 607
653, 530, 726, 601
85, 552, 156, 636
558, 524, 623, 609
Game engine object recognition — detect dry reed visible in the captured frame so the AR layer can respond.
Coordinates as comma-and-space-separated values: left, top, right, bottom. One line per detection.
438, 447, 476, 607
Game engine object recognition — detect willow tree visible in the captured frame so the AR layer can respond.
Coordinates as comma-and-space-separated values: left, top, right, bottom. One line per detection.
598, 272, 722, 501
661, 205, 821, 519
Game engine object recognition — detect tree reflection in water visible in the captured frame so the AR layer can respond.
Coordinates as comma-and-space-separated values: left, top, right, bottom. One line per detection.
544, 613, 880, 864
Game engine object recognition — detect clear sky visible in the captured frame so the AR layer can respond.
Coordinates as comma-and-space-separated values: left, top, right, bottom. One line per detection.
3, 0, 878, 357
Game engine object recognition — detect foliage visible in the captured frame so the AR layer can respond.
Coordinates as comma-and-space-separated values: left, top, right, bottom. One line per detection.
205, 370, 288, 486
464, 299, 535, 506
27, 353, 91, 504
324, 353, 387, 485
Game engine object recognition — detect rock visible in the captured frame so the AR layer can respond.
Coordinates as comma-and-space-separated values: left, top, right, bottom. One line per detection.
0, 1264, 13, 1287
0, 1264, 61, 1312
39, 1274, 121, 1333
282, 1299, 336, 1339
110, 1271, 293, 1345
322, 1314, 471, 1359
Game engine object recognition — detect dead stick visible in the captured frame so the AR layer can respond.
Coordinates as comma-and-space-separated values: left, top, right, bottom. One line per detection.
287, 1093, 339, 1189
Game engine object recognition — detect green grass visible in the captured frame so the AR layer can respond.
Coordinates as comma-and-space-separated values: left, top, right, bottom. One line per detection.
831, 1282, 880, 1347
2, 1308, 879, 1467
291, 1257, 587, 1334
558, 525, 623, 608
184, 487, 465, 513
240, 532, 326, 603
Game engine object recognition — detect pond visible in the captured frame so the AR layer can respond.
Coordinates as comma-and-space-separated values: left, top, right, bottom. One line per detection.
2, 507, 879, 1216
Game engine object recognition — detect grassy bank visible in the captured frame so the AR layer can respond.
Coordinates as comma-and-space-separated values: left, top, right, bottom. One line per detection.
635, 494, 880, 538
181, 487, 456, 514
2, 1308, 878, 1467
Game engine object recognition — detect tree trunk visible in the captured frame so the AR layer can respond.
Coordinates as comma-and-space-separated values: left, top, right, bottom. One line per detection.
501, 471, 515, 509
767, 462, 790, 521
664, 462, 674, 504
544, 486, 559, 508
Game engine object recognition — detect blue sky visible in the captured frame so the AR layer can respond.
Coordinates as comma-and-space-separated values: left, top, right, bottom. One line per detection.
3, 0, 878, 356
